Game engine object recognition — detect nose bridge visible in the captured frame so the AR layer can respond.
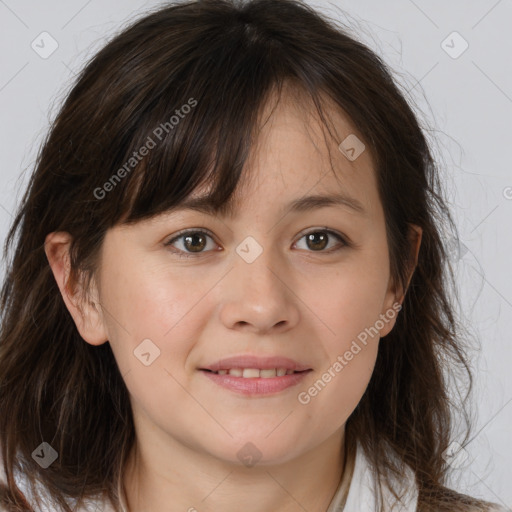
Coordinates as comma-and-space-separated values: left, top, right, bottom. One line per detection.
234, 233, 284, 300
218, 233, 300, 333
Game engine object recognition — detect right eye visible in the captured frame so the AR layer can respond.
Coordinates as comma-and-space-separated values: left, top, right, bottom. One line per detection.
164, 229, 219, 257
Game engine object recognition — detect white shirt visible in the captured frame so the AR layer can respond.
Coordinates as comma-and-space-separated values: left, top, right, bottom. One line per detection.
1, 441, 420, 511
326, 441, 418, 511
2, 442, 508, 511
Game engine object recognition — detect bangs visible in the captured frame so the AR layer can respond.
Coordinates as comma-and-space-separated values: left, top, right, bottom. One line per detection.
110, 32, 288, 225
89, 10, 345, 228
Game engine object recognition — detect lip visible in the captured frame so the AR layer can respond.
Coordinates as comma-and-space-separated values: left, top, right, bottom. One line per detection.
199, 355, 311, 372
200, 369, 312, 396
198, 355, 313, 396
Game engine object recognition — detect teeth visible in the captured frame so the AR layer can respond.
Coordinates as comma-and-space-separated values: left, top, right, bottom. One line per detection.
213, 368, 298, 378
243, 368, 261, 378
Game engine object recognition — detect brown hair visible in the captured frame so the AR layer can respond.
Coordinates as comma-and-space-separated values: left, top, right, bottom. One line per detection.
0, 0, 499, 510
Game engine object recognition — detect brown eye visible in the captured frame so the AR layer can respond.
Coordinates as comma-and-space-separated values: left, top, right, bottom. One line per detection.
305, 232, 328, 251
295, 229, 347, 253
165, 230, 217, 256
165, 227, 348, 258
182, 233, 207, 252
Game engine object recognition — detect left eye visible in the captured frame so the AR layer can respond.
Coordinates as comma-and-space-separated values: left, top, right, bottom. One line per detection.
164, 229, 347, 257
294, 229, 347, 252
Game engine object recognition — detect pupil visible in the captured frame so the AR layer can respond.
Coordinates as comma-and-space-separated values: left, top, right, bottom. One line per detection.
307, 232, 327, 251
185, 233, 206, 252
182, 232, 328, 253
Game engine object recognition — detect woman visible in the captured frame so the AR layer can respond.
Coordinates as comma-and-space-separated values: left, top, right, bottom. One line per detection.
0, 1, 507, 510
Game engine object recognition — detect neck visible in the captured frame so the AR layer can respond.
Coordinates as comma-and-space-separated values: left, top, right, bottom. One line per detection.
122, 428, 347, 512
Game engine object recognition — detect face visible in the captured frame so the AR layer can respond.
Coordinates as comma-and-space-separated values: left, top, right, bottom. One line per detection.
48, 90, 411, 468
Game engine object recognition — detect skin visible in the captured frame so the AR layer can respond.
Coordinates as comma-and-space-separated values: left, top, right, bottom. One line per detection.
45, 88, 421, 512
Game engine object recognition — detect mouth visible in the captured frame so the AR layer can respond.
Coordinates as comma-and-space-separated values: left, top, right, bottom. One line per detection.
199, 367, 313, 396
198, 355, 312, 395
200, 368, 310, 378
200, 354, 311, 373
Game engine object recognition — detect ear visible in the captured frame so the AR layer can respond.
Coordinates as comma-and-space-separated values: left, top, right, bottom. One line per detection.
379, 224, 422, 337
44, 231, 108, 346
396, 223, 422, 305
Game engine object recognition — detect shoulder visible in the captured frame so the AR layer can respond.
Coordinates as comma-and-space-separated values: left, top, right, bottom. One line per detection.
420, 502, 510, 512
474, 503, 511, 512
416, 484, 510, 512
332, 441, 418, 511
0, 441, 114, 512
341, 442, 510, 512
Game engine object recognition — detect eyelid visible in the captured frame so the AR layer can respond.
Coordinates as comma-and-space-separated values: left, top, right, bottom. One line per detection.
164, 227, 350, 256
164, 227, 219, 252
296, 227, 349, 245
293, 227, 349, 253
166, 227, 216, 243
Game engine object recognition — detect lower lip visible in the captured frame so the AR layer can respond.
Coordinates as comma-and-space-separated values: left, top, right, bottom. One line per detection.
200, 370, 311, 396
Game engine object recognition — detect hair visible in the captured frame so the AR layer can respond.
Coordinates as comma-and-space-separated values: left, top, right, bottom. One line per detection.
0, 0, 500, 511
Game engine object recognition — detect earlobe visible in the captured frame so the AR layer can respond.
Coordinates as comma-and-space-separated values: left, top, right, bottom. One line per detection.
44, 231, 108, 346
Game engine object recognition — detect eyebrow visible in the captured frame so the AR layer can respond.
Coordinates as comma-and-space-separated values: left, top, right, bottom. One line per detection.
168, 191, 367, 218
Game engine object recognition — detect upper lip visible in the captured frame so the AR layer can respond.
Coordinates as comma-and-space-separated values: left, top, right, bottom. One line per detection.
200, 355, 312, 372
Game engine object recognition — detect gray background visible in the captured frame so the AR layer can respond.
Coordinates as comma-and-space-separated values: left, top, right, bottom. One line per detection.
0, 0, 510, 507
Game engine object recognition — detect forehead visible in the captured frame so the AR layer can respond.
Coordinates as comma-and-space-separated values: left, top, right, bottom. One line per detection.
182, 88, 379, 220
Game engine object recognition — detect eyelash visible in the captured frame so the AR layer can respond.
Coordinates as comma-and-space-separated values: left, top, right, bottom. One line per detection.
164, 228, 349, 258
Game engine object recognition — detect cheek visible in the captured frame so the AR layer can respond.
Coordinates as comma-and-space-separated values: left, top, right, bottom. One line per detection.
307, 258, 391, 342
99, 255, 206, 376
301, 319, 379, 426
297, 331, 379, 434
101, 262, 205, 427
293, 263, 386, 423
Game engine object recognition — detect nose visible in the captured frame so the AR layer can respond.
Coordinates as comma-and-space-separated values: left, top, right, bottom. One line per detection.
218, 244, 300, 335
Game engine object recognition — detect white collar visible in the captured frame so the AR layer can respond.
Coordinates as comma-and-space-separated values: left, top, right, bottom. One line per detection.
327, 441, 418, 512
113, 441, 418, 512
6, 442, 418, 511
